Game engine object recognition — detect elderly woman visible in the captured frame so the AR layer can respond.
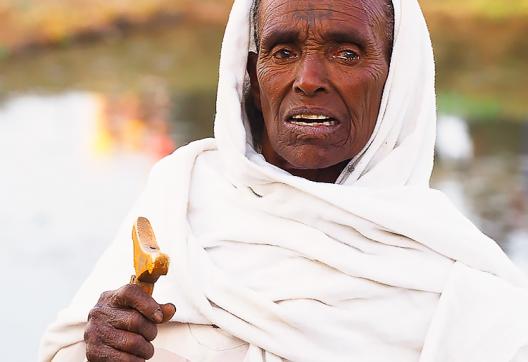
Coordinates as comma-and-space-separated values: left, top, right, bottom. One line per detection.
40, 0, 528, 361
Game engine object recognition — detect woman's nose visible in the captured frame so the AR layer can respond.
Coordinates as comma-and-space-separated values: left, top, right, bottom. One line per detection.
293, 56, 328, 97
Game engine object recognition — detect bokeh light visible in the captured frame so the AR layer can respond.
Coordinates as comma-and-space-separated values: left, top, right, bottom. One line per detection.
0, 1, 526, 360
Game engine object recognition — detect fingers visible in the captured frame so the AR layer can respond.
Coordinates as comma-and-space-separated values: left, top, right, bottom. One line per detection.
86, 342, 146, 362
85, 322, 151, 361
108, 308, 158, 341
101, 326, 155, 360
111, 284, 164, 323
160, 303, 176, 323
86, 286, 177, 361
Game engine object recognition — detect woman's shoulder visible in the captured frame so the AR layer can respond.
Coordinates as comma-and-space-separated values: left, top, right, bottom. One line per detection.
147, 138, 217, 181
155, 138, 217, 169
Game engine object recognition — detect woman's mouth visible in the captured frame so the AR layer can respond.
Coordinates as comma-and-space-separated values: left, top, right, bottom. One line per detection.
288, 114, 339, 127
283, 109, 343, 140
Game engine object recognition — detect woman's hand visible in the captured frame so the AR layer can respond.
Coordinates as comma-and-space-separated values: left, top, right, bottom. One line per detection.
84, 284, 176, 362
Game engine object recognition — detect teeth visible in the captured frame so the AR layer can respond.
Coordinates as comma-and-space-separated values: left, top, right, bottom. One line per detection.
291, 120, 337, 126
291, 114, 330, 120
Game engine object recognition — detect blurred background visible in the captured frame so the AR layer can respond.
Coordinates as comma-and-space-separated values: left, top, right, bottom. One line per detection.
0, 1, 527, 360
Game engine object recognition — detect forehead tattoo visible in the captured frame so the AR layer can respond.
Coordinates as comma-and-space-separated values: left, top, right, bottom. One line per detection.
292, 2, 334, 27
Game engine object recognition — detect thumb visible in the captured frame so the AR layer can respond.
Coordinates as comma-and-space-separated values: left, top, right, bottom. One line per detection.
159, 303, 176, 323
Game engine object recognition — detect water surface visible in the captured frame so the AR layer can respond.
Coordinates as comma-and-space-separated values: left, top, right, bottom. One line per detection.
0, 19, 526, 362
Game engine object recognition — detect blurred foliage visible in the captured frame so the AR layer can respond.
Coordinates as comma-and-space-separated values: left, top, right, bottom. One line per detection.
421, 0, 528, 18
428, 15, 528, 120
1, 0, 527, 52
0, 24, 224, 94
0, 0, 526, 121
0, 0, 231, 52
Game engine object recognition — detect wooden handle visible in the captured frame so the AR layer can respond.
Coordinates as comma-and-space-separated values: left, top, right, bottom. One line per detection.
130, 217, 169, 295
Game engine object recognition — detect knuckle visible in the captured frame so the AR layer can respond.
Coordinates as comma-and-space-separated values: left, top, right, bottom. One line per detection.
83, 326, 92, 343
106, 310, 128, 331
126, 311, 157, 340
85, 343, 99, 361
116, 331, 131, 350
127, 311, 141, 331
99, 325, 117, 347
127, 335, 153, 360
98, 290, 113, 303
126, 333, 144, 350
84, 322, 100, 345
115, 284, 137, 305
122, 283, 137, 297
117, 284, 129, 298
88, 306, 104, 321
111, 291, 124, 306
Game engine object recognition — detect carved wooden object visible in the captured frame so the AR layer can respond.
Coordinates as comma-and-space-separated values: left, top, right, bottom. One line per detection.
130, 217, 169, 295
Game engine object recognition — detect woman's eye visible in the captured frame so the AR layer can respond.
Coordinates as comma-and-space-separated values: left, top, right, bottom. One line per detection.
335, 49, 360, 62
273, 48, 297, 60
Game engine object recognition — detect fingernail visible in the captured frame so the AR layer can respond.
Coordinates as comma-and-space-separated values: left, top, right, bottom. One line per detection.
155, 310, 163, 322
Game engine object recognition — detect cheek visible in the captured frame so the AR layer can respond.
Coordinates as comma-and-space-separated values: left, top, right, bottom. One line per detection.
256, 62, 294, 128
340, 63, 388, 149
257, 60, 294, 96
257, 56, 299, 91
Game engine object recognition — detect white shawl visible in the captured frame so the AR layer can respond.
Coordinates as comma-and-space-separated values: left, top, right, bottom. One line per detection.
40, 0, 528, 361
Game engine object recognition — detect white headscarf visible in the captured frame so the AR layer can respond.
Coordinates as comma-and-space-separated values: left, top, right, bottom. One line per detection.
215, 0, 435, 188
41, 1, 528, 361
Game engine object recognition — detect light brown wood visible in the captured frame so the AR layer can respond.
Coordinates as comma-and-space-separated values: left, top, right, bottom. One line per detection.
130, 217, 169, 295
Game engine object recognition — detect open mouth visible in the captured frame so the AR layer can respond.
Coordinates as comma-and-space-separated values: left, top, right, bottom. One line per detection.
287, 114, 339, 127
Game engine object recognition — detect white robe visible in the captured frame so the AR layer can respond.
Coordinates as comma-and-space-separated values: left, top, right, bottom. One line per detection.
40, 0, 528, 361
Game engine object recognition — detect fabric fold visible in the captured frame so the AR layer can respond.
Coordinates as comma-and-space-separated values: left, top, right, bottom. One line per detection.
40, 0, 528, 361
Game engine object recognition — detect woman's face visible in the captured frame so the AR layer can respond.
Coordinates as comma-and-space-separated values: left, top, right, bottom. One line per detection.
248, 0, 391, 173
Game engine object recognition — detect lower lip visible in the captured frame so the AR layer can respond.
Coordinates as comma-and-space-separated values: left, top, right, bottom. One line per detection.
284, 119, 341, 137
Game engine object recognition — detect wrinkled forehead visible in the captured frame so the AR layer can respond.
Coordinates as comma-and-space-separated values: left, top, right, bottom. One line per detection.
258, 0, 387, 27
256, 0, 390, 45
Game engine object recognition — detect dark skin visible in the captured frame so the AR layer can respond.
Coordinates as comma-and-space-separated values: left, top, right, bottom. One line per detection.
84, 284, 175, 361
84, 1, 391, 360
248, 0, 391, 183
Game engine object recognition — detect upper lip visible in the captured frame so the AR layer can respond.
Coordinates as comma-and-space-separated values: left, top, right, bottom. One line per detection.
285, 107, 341, 124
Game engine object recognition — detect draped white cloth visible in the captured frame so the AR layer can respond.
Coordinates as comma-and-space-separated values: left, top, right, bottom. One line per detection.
40, 0, 528, 361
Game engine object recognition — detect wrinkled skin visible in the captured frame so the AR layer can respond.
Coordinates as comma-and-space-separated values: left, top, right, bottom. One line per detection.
84, 284, 175, 361
247, 0, 391, 183
84, 2, 392, 359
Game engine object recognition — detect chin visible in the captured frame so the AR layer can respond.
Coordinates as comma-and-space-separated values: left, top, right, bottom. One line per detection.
281, 145, 343, 170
